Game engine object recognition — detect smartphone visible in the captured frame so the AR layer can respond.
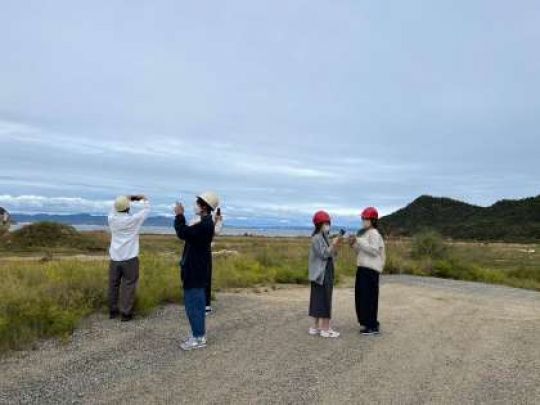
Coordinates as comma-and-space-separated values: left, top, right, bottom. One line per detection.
217, 208, 221, 216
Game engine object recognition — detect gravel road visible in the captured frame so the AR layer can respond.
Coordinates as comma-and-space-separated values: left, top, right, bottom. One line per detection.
1, 276, 539, 405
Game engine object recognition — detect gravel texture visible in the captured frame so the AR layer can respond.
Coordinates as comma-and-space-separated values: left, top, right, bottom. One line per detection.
1, 276, 539, 404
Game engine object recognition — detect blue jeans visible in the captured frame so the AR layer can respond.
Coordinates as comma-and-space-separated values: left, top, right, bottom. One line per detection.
183, 288, 206, 338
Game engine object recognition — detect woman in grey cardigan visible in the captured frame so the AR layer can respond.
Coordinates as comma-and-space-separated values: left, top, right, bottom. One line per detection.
308, 210, 342, 338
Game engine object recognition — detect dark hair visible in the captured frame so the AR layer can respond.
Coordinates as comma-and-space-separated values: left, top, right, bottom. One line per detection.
312, 223, 323, 236
312, 221, 331, 236
196, 197, 213, 213
365, 218, 386, 239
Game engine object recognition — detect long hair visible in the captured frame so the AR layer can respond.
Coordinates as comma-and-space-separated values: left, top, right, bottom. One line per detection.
358, 218, 379, 237
369, 218, 386, 239
312, 223, 323, 236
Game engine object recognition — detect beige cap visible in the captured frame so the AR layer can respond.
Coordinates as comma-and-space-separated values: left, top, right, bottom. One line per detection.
114, 196, 130, 212
197, 191, 220, 210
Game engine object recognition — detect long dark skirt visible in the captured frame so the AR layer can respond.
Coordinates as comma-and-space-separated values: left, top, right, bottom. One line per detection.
355, 266, 380, 329
309, 259, 334, 318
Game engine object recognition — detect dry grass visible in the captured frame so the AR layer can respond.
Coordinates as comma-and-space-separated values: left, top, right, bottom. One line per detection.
1, 231, 539, 352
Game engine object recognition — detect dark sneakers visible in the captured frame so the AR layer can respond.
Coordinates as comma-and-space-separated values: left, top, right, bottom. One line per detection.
110, 310, 133, 321
120, 313, 133, 322
360, 327, 380, 335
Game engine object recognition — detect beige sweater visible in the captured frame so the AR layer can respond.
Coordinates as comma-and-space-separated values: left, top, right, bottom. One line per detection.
353, 228, 386, 273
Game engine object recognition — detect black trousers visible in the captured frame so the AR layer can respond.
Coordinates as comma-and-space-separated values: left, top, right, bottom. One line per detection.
355, 266, 380, 329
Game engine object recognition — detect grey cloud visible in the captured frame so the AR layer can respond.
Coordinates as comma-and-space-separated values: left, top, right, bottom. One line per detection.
1, 0, 539, 224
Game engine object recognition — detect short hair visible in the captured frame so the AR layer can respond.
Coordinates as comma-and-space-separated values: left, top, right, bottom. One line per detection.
196, 197, 213, 213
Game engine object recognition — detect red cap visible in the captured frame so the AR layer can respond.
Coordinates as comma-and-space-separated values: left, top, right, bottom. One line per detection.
361, 207, 379, 220
313, 210, 331, 225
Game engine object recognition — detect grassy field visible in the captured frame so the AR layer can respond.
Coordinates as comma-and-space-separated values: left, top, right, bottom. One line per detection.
1, 229, 539, 352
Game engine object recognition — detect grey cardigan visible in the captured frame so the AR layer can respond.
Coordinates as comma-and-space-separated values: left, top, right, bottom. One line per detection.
308, 232, 337, 285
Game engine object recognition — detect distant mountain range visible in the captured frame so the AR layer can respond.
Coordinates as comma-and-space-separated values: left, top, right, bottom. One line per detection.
9, 194, 540, 241
9, 213, 315, 230
380, 195, 540, 242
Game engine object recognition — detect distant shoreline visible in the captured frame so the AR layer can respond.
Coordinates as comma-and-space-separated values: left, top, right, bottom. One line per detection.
9, 223, 320, 237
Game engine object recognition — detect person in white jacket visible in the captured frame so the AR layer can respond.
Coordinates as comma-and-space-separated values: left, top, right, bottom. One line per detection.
107, 195, 150, 321
348, 207, 385, 335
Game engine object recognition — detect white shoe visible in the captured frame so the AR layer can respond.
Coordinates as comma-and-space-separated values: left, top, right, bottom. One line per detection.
205, 306, 213, 315
320, 329, 340, 338
308, 327, 320, 336
180, 336, 207, 351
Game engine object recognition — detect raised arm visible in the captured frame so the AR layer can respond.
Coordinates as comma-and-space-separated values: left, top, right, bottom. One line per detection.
174, 214, 211, 243
131, 196, 151, 227
214, 216, 223, 235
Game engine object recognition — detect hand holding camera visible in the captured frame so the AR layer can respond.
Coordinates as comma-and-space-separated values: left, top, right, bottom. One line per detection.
129, 194, 146, 202
215, 207, 223, 222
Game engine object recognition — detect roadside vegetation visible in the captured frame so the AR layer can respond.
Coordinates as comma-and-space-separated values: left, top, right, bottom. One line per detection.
0, 223, 539, 352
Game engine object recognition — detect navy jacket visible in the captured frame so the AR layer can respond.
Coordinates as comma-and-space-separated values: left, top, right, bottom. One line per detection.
174, 214, 215, 289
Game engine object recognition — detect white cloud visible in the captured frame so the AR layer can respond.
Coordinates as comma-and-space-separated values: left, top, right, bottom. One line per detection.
0, 195, 112, 214
235, 161, 335, 179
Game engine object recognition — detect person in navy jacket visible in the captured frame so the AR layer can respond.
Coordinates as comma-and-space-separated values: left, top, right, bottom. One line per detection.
174, 191, 219, 351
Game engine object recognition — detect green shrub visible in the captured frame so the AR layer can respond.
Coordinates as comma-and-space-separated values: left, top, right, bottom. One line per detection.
506, 267, 540, 282
384, 252, 411, 274
8, 222, 106, 251
411, 230, 448, 260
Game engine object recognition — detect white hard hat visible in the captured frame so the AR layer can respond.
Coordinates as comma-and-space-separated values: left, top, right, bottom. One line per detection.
114, 196, 130, 212
197, 191, 220, 210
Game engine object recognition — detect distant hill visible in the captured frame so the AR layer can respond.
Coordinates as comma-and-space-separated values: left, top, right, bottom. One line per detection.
380, 195, 540, 242
9, 213, 318, 230
11, 213, 171, 227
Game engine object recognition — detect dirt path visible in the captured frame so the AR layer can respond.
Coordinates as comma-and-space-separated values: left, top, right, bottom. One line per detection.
1, 276, 539, 404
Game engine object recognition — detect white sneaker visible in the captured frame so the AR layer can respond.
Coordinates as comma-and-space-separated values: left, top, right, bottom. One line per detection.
205, 306, 213, 315
308, 327, 321, 336
320, 329, 340, 338
180, 336, 207, 351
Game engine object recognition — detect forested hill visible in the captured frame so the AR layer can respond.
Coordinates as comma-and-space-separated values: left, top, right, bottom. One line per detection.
380, 195, 540, 242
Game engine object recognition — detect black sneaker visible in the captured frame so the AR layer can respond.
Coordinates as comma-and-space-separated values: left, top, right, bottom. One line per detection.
109, 311, 119, 319
360, 327, 380, 335
121, 313, 133, 322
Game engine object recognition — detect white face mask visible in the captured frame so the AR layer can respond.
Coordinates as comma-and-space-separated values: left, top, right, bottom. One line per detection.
322, 224, 331, 233
194, 204, 202, 216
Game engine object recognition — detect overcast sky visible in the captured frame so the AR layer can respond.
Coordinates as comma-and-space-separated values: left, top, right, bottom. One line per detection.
1, 1, 539, 224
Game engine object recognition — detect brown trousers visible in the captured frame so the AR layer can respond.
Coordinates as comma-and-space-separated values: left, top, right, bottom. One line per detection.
108, 257, 139, 316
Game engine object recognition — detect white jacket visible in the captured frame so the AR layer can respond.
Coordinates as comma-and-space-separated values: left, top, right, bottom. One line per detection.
354, 228, 386, 273
108, 201, 151, 261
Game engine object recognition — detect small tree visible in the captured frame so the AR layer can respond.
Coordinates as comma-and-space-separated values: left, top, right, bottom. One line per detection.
411, 230, 448, 260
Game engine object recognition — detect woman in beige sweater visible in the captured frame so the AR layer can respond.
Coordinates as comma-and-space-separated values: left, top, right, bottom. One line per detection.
348, 207, 385, 335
